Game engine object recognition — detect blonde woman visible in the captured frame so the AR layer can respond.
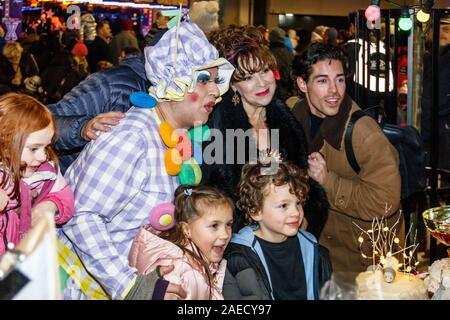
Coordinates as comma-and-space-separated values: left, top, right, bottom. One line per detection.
0, 41, 39, 91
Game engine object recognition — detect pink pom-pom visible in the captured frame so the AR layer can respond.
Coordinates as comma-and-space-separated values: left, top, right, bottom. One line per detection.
149, 203, 175, 231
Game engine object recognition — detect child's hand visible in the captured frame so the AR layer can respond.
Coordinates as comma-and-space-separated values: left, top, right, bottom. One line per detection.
0, 188, 9, 211
31, 200, 58, 226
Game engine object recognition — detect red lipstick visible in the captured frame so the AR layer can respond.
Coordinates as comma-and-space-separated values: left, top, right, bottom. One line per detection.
256, 88, 270, 96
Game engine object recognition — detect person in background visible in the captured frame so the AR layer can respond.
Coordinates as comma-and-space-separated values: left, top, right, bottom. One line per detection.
337, 29, 351, 45
327, 27, 338, 46
0, 93, 74, 255
295, 29, 312, 55
129, 185, 234, 300
144, 11, 169, 47
40, 38, 88, 104
49, 39, 89, 103
118, 46, 141, 65
311, 26, 328, 44
87, 20, 113, 73
111, 19, 140, 65
0, 41, 39, 94
0, 25, 6, 53
268, 27, 294, 100
188, 0, 220, 35
288, 29, 299, 52
96, 60, 113, 72
421, 15, 450, 173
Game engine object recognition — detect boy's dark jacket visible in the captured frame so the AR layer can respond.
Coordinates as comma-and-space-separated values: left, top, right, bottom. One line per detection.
202, 90, 329, 238
222, 226, 332, 300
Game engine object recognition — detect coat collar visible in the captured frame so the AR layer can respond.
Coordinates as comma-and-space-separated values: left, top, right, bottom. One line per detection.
294, 94, 353, 151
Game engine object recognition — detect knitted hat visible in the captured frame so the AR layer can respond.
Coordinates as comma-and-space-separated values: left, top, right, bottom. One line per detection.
144, 21, 234, 102
72, 40, 88, 57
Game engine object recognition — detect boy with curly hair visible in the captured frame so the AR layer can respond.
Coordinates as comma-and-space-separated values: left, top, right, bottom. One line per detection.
223, 160, 331, 300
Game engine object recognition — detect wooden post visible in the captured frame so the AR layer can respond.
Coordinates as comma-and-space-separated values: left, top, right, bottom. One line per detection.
411, 0, 425, 130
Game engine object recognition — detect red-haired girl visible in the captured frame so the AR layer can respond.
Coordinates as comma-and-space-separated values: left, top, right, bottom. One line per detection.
0, 93, 74, 254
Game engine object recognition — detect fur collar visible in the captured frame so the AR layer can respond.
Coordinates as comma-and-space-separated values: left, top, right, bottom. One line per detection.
210, 90, 309, 168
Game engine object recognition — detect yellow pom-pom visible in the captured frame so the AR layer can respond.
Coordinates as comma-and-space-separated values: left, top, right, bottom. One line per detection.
159, 214, 173, 226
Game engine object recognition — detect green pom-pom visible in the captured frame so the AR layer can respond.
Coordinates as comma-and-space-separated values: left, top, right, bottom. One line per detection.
179, 158, 202, 185
179, 162, 196, 185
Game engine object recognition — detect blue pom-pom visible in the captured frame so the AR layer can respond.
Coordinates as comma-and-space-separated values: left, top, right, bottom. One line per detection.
130, 92, 157, 109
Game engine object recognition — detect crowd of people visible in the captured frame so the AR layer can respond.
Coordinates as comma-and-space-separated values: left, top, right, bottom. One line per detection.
0, 7, 449, 300
0, 14, 146, 105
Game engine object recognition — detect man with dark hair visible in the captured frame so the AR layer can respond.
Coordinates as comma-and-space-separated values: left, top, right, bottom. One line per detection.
291, 43, 402, 272
87, 20, 113, 73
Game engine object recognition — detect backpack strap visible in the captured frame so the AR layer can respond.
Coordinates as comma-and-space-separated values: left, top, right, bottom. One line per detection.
344, 110, 367, 174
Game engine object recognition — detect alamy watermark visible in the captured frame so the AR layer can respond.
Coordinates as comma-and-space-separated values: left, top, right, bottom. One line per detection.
184, 126, 281, 175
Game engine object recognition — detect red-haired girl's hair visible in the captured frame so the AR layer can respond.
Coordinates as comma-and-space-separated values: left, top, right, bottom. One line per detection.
0, 93, 58, 201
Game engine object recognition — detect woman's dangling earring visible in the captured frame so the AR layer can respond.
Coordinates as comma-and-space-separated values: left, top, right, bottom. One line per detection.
232, 89, 240, 106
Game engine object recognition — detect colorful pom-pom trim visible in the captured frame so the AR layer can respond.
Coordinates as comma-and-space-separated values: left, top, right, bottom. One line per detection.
131, 92, 208, 185
149, 202, 175, 231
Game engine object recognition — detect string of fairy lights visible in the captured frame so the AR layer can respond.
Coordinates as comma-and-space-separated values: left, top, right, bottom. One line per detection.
365, 0, 437, 31
353, 206, 420, 275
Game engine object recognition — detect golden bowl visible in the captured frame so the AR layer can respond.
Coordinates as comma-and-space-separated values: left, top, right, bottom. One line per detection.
422, 205, 450, 246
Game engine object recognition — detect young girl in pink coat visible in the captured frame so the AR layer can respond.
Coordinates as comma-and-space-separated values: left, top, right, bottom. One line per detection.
0, 93, 74, 255
129, 185, 234, 300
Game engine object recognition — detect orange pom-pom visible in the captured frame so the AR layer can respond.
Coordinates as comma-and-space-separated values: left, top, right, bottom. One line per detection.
160, 122, 178, 148
164, 148, 182, 175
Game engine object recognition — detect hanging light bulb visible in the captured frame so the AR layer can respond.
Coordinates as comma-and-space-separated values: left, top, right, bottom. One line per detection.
399, 7, 413, 31
416, 10, 430, 23
365, 0, 381, 22
416, 0, 435, 23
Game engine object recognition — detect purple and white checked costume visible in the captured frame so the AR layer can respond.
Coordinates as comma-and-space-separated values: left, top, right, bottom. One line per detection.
58, 107, 178, 299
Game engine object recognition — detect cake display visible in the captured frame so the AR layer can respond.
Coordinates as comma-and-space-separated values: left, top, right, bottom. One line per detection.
353, 215, 429, 300
356, 269, 428, 300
